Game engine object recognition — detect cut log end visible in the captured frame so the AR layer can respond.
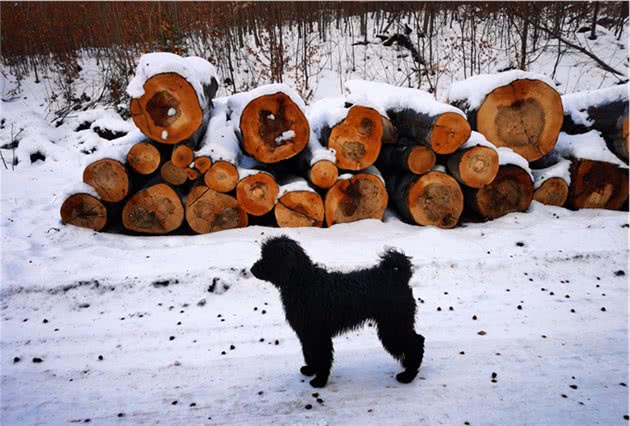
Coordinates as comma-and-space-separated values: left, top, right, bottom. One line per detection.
567, 159, 628, 210
236, 172, 279, 216
309, 160, 338, 189
186, 186, 248, 234
240, 92, 309, 163
328, 106, 383, 170
275, 191, 324, 227
406, 172, 464, 229
533, 177, 569, 207
407, 146, 437, 175
60, 193, 108, 231
171, 145, 194, 168
83, 159, 129, 203
122, 183, 184, 234
194, 156, 212, 174
325, 173, 388, 226
430, 112, 472, 154
476, 79, 563, 161
160, 161, 189, 186
448, 146, 499, 188
204, 161, 239, 193
469, 165, 534, 220
127, 142, 161, 175
130, 73, 203, 144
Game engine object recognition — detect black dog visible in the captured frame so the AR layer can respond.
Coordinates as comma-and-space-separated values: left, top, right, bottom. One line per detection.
250, 236, 424, 388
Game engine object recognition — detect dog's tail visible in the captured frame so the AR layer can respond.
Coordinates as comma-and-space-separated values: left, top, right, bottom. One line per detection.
379, 248, 413, 285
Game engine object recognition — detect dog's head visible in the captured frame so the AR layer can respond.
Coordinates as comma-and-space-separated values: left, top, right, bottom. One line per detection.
250, 236, 312, 288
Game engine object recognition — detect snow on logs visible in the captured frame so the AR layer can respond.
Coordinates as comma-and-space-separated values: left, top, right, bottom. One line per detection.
128, 53, 218, 146
324, 167, 388, 227
561, 84, 629, 163
229, 84, 309, 164
447, 70, 563, 162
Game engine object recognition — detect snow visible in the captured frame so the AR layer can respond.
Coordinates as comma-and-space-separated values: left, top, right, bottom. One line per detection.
532, 159, 572, 189
126, 52, 218, 105
562, 84, 629, 127
308, 97, 351, 139
168, 107, 177, 117
345, 80, 465, 118
446, 70, 558, 111
306, 133, 336, 166
277, 177, 316, 199
432, 164, 447, 173
555, 131, 628, 168
274, 130, 295, 145
227, 83, 307, 130
459, 131, 497, 151
497, 147, 533, 180
196, 98, 240, 164
161, 130, 168, 140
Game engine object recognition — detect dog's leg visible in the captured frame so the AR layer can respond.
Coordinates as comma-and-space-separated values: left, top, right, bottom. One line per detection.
298, 335, 315, 376
396, 333, 424, 384
309, 337, 333, 388
377, 322, 423, 384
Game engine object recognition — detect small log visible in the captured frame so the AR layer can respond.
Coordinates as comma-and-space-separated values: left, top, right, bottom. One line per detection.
447, 145, 499, 188
60, 193, 108, 231
171, 144, 194, 168
83, 159, 130, 203
377, 138, 436, 175
160, 161, 189, 186
122, 183, 184, 234
450, 75, 563, 161
238, 91, 309, 163
129, 54, 218, 145
204, 161, 239, 193
236, 171, 279, 216
387, 171, 464, 229
294, 136, 338, 189
309, 160, 338, 189
466, 165, 534, 220
185, 185, 248, 234
127, 142, 161, 175
194, 156, 212, 174
566, 159, 629, 210
274, 179, 325, 228
324, 170, 388, 226
186, 168, 200, 181
322, 105, 384, 170
388, 109, 471, 154
533, 178, 569, 207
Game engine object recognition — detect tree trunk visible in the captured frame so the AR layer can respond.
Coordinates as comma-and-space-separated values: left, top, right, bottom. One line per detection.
324, 170, 388, 226
204, 160, 239, 193
377, 138, 436, 175
83, 158, 130, 203
185, 185, 247, 234
451, 77, 563, 161
387, 109, 471, 154
466, 165, 534, 219
127, 141, 162, 175
447, 145, 499, 188
130, 72, 218, 145
122, 182, 185, 234
566, 159, 628, 210
60, 193, 108, 231
533, 177, 569, 206
238, 92, 309, 163
320, 105, 384, 170
387, 171, 463, 229
236, 170, 279, 216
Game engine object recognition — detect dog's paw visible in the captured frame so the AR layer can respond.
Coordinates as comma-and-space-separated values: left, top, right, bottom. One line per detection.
300, 365, 316, 376
395, 370, 417, 384
309, 376, 328, 388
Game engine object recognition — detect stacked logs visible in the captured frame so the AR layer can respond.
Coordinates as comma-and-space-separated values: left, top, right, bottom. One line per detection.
60, 61, 629, 235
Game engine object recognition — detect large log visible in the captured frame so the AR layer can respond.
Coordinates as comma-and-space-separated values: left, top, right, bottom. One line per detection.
321, 105, 384, 170
566, 159, 628, 210
562, 84, 629, 162
324, 168, 388, 226
236, 170, 279, 216
377, 138, 436, 175
448, 72, 563, 161
274, 179, 325, 228
185, 185, 248, 234
387, 171, 464, 229
60, 193, 108, 231
122, 183, 184, 234
83, 159, 130, 203
128, 54, 218, 145
233, 87, 309, 164
204, 161, 239, 193
447, 145, 499, 188
466, 164, 534, 220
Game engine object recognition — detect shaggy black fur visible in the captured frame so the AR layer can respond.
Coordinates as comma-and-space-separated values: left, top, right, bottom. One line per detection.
250, 236, 425, 388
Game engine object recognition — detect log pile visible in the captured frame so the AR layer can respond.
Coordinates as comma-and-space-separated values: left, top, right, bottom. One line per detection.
60, 60, 629, 235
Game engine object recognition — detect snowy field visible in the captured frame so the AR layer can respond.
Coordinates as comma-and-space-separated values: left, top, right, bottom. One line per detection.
1, 19, 629, 426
